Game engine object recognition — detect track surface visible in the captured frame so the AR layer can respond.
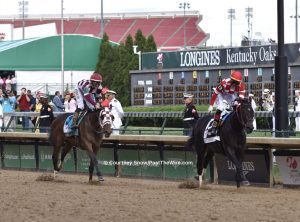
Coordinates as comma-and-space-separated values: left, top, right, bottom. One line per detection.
0, 170, 299, 222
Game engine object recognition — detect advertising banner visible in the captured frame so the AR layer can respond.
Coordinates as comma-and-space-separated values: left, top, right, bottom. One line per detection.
276, 156, 300, 186
20, 145, 36, 169
142, 43, 300, 70
215, 150, 269, 184
3, 145, 20, 169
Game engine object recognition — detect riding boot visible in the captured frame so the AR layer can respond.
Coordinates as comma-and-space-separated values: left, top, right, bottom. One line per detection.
71, 112, 79, 129
211, 109, 221, 135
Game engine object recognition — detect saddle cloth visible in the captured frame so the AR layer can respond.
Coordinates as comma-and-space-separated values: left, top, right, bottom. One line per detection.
203, 119, 220, 144
63, 115, 77, 137
203, 111, 232, 144
63, 111, 88, 137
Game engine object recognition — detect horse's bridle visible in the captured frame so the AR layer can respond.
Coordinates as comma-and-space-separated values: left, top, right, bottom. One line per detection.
99, 107, 113, 128
235, 102, 251, 128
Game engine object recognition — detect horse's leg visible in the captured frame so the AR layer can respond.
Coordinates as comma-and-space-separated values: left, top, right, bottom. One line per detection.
89, 159, 94, 181
236, 149, 250, 186
195, 143, 207, 188
52, 145, 61, 172
86, 148, 104, 182
203, 149, 214, 183
224, 147, 244, 188
59, 142, 74, 171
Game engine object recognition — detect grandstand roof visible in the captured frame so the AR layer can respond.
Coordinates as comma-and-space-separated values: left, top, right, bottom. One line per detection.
0, 34, 117, 71
0, 11, 209, 51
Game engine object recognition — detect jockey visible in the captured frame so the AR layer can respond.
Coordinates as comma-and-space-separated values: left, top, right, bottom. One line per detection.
208, 70, 245, 134
71, 72, 103, 128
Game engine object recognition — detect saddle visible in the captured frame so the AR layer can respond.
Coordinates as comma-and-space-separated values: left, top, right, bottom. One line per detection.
204, 111, 232, 144
63, 110, 87, 137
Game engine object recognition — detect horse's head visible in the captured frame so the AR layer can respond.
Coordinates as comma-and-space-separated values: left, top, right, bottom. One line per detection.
99, 107, 113, 137
236, 98, 254, 134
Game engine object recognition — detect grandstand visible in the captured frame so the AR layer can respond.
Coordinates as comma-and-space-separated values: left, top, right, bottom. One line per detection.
0, 11, 209, 51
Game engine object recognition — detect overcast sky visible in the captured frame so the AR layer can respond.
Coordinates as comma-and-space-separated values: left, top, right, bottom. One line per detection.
0, 0, 298, 46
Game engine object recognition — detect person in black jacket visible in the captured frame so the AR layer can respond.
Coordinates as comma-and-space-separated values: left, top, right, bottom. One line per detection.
38, 94, 54, 133
182, 93, 199, 136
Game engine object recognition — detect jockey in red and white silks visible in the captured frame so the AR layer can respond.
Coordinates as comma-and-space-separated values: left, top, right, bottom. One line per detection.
208, 71, 245, 134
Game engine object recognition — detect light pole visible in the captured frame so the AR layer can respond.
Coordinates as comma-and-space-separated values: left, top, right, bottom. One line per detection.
18, 0, 28, 40
100, 0, 104, 37
133, 45, 141, 70
290, 0, 299, 42
245, 7, 253, 42
179, 2, 190, 50
228, 8, 235, 47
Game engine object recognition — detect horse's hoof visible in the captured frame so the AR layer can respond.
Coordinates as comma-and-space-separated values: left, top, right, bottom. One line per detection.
194, 175, 199, 180
241, 180, 250, 186
53, 170, 58, 178
98, 176, 104, 182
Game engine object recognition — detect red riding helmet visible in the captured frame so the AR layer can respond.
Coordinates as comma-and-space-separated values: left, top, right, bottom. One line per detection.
230, 71, 243, 82
90, 72, 103, 82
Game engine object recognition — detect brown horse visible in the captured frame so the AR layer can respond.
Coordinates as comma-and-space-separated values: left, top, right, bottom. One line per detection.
49, 107, 113, 182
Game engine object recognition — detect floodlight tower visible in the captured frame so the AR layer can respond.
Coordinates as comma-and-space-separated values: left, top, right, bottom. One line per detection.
228, 8, 236, 47
100, 0, 104, 37
290, 0, 300, 42
245, 7, 253, 42
179, 2, 190, 49
18, 0, 28, 40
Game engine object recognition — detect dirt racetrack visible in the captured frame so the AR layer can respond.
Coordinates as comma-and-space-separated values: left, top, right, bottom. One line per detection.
0, 170, 299, 222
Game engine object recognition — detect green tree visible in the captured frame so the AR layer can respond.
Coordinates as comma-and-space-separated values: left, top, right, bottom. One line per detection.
95, 30, 157, 106
134, 29, 146, 52
95, 32, 118, 86
145, 34, 157, 52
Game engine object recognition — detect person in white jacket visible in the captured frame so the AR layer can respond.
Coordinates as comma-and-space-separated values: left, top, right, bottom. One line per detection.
249, 93, 257, 130
294, 90, 300, 131
106, 90, 124, 135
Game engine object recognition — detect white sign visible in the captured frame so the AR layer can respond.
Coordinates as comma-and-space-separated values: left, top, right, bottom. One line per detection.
276, 156, 300, 185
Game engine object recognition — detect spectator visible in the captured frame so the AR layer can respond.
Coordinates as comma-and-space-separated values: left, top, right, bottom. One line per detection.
0, 101, 3, 131
17, 87, 31, 130
2, 91, 16, 131
27, 90, 36, 111
106, 90, 124, 135
295, 90, 300, 131
64, 92, 77, 112
249, 93, 257, 130
0, 88, 4, 105
2, 76, 6, 92
31, 91, 43, 130
5, 75, 12, 92
38, 94, 54, 133
0, 77, 4, 92
52, 91, 65, 112
11, 74, 17, 92
182, 93, 199, 136
262, 88, 274, 130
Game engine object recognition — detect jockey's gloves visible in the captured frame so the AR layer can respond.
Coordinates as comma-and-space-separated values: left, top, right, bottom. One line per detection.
208, 105, 214, 112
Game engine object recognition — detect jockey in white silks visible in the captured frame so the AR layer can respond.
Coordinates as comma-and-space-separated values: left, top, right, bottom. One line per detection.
208, 71, 246, 134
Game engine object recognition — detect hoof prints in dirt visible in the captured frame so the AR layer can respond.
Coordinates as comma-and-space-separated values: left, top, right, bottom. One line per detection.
178, 181, 199, 189
36, 173, 68, 183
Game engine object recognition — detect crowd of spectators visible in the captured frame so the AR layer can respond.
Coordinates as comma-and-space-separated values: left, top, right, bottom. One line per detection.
0, 77, 77, 132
